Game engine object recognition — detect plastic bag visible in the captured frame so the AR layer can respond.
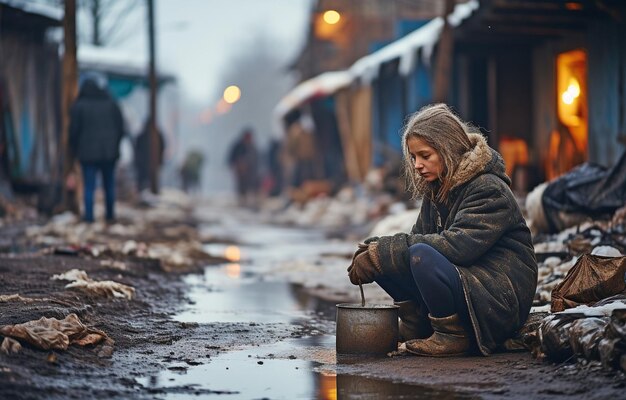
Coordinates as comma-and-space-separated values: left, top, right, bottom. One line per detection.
599, 309, 626, 369
568, 317, 608, 360
551, 254, 626, 312
539, 314, 580, 362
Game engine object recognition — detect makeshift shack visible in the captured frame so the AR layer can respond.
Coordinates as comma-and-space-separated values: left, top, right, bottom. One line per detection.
0, 1, 62, 193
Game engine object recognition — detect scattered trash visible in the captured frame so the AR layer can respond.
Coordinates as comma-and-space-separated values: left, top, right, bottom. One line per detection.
0, 313, 110, 353
551, 254, 626, 312
0, 294, 38, 303
52, 269, 135, 300
1, 337, 22, 354
99, 259, 127, 271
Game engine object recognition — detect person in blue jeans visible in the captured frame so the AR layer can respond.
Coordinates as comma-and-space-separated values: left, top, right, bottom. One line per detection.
69, 78, 125, 223
347, 104, 537, 357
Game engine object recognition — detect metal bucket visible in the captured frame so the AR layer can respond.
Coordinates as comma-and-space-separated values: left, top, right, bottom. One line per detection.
336, 303, 399, 355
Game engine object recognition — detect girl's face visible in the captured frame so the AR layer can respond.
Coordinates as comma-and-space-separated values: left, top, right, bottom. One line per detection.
407, 136, 444, 182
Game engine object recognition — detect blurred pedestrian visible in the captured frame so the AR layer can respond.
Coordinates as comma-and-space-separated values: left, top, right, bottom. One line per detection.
180, 150, 204, 194
69, 78, 125, 223
347, 104, 537, 357
227, 128, 259, 206
134, 120, 165, 193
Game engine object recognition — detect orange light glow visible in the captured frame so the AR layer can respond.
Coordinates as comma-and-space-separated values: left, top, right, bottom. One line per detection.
318, 371, 337, 400
225, 263, 241, 279
556, 49, 587, 151
224, 245, 241, 261
216, 99, 232, 114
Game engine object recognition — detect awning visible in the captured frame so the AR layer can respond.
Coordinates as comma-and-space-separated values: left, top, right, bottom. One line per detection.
350, 0, 479, 83
272, 0, 479, 128
273, 70, 353, 121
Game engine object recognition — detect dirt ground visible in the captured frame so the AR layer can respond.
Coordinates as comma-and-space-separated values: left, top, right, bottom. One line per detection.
0, 208, 624, 399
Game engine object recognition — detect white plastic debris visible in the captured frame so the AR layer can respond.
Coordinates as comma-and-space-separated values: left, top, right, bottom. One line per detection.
51, 269, 135, 300
558, 301, 626, 317
591, 246, 623, 257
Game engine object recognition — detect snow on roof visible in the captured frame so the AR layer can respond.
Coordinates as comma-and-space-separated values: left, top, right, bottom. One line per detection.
78, 44, 174, 80
272, 0, 479, 124
350, 0, 479, 82
273, 70, 353, 120
0, 0, 63, 21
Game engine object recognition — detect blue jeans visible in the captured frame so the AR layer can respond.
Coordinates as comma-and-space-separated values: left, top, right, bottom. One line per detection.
375, 243, 470, 324
81, 161, 116, 222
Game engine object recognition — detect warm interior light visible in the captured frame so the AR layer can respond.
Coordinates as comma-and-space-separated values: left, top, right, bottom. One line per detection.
223, 85, 241, 104
323, 10, 340, 25
561, 78, 580, 105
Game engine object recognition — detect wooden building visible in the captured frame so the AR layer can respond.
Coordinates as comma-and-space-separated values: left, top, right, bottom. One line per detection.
277, 0, 626, 193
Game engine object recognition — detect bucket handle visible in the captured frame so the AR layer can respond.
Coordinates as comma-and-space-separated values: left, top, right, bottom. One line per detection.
358, 280, 365, 307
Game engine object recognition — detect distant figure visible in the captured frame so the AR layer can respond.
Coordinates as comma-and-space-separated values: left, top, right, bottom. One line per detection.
266, 138, 283, 197
227, 128, 259, 206
134, 120, 165, 192
69, 78, 125, 223
180, 150, 204, 194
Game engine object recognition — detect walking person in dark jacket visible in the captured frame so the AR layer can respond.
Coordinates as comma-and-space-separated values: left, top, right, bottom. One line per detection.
347, 104, 537, 356
69, 78, 125, 223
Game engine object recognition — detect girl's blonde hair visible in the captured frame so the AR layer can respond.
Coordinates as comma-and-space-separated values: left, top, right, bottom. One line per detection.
402, 103, 476, 202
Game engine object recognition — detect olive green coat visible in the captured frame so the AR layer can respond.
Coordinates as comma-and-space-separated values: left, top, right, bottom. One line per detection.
374, 134, 537, 355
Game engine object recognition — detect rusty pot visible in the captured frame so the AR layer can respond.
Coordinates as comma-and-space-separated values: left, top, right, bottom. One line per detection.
336, 303, 399, 355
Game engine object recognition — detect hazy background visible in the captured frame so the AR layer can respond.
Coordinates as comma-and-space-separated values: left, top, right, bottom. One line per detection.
73, 0, 313, 194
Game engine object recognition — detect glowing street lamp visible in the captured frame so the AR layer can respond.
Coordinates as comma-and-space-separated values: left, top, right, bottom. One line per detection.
223, 85, 241, 104
323, 10, 340, 25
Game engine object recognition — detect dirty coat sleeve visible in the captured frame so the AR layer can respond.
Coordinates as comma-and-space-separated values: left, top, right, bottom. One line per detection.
377, 185, 515, 272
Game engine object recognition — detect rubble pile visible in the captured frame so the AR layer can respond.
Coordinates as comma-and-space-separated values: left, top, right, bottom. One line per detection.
265, 186, 416, 231
533, 220, 625, 306
538, 298, 626, 372
24, 189, 224, 271
528, 206, 626, 372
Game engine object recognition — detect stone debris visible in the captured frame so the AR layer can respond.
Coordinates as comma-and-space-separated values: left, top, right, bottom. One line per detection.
52, 269, 135, 300
0, 313, 112, 354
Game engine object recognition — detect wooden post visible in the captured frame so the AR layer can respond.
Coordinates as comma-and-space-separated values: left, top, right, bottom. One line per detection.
61, 0, 79, 212
433, 0, 455, 102
147, 0, 159, 194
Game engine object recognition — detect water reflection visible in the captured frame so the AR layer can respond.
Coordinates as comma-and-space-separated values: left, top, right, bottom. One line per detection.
335, 374, 477, 400
138, 340, 474, 400
225, 262, 241, 278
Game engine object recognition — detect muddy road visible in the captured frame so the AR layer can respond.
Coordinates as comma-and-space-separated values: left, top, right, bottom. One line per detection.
1, 200, 624, 399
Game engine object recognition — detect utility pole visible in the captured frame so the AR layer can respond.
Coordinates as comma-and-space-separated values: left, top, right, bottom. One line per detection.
433, 0, 455, 102
61, 0, 79, 212
147, 0, 159, 194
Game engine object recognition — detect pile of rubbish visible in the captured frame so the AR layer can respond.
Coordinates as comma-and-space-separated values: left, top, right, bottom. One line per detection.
1, 313, 114, 358
24, 189, 225, 271
528, 226, 626, 372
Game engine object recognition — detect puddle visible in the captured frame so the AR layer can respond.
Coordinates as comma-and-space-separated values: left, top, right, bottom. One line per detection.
162, 221, 471, 399
174, 264, 310, 324
176, 222, 352, 324
139, 336, 474, 400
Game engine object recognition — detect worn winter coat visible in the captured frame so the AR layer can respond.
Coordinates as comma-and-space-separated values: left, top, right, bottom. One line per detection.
69, 80, 125, 163
373, 133, 537, 355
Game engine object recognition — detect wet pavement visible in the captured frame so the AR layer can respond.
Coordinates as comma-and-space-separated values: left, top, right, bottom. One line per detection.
140, 212, 473, 399
3, 201, 624, 399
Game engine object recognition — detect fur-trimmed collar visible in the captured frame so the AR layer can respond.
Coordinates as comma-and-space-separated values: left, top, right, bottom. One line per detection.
448, 133, 498, 190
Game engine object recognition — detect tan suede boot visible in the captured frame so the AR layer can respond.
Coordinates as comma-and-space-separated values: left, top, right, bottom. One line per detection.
405, 313, 470, 357
394, 300, 433, 341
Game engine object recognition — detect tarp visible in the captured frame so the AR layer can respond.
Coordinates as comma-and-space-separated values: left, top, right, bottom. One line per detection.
542, 150, 626, 232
